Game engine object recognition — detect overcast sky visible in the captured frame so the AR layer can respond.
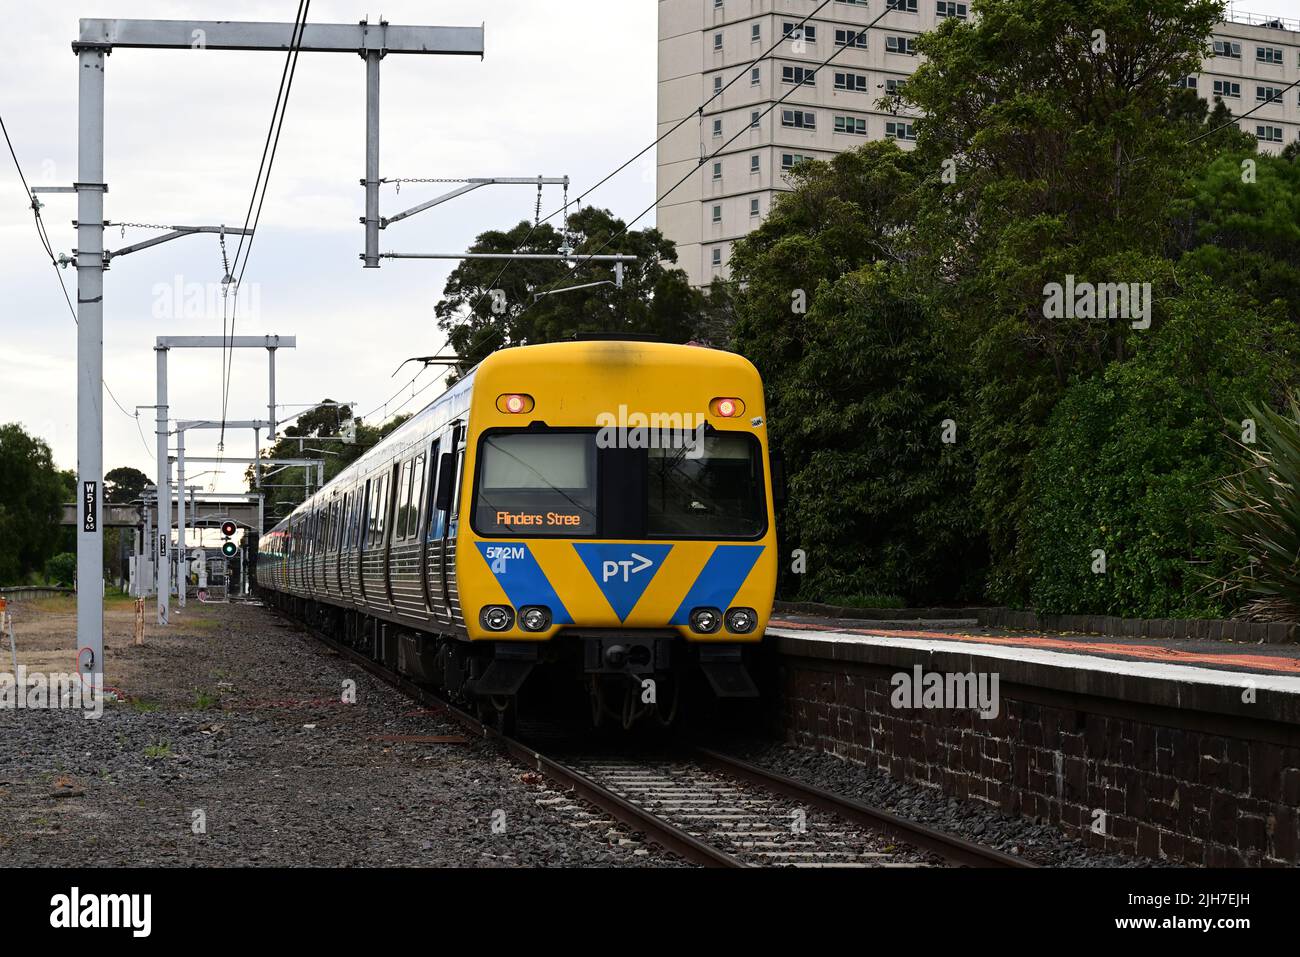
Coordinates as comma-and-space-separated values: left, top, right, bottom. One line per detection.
1, 0, 657, 493
3, 1, 1298, 494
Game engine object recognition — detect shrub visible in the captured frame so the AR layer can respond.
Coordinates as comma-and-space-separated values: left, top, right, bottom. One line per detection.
44, 552, 76, 588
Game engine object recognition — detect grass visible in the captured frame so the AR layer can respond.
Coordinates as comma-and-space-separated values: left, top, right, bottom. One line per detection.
130, 698, 160, 713
143, 742, 172, 760
191, 689, 220, 711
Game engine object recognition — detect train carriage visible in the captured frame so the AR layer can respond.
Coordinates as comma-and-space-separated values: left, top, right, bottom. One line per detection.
256, 337, 779, 728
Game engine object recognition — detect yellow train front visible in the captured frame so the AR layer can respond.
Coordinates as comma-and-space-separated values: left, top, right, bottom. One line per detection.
458, 339, 777, 728
255, 337, 778, 729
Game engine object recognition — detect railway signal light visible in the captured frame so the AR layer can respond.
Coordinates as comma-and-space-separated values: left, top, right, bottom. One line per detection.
221, 521, 238, 558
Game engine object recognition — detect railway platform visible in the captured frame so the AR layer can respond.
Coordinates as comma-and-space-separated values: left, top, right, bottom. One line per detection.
764, 610, 1300, 866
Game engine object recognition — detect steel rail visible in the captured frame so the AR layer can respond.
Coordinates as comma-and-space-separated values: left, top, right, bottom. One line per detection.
286, 612, 743, 867
691, 748, 1037, 869
278, 607, 1033, 869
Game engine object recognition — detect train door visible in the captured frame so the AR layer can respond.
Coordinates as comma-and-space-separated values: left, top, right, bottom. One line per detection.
357, 479, 371, 602
383, 463, 399, 607
420, 437, 441, 613
438, 422, 464, 619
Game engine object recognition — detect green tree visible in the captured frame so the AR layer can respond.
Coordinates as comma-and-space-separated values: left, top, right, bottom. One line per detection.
899, 0, 1233, 601
435, 206, 708, 374
1022, 273, 1299, 617
105, 466, 150, 504
0, 424, 68, 583
728, 143, 983, 603
250, 401, 410, 522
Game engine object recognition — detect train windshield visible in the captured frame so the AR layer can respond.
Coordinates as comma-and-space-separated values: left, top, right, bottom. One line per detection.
473, 429, 766, 540
646, 433, 765, 538
474, 432, 598, 536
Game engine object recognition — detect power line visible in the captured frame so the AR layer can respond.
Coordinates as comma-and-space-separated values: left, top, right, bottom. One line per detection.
1186, 76, 1300, 145
2, 110, 151, 458
518, 5, 898, 320
444, 0, 837, 339
219, 0, 310, 451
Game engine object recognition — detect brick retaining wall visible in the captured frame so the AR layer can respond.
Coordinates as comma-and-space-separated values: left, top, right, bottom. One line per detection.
771, 635, 1300, 865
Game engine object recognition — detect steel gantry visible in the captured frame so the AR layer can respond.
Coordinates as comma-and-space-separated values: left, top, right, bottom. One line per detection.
65, 15, 484, 679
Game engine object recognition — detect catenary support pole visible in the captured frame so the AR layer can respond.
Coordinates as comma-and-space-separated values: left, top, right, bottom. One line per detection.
154, 345, 170, 625
363, 48, 381, 268
176, 430, 186, 608
74, 44, 107, 681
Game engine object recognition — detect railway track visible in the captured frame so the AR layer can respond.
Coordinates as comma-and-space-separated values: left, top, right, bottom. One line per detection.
287, 610, 1036, 869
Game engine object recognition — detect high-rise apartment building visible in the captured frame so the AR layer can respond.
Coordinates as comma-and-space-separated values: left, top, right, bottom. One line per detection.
656, 1, 1300, 286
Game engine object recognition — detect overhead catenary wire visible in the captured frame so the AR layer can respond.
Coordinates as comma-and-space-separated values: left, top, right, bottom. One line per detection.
1, 111, 151, 458
518, 4, 899, 318
442, 0, 838, 338
218, 0, 311, 455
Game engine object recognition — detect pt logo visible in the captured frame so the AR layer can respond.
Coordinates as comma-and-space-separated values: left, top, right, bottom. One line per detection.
603, 553, 654, 583
574, 543, 673, 622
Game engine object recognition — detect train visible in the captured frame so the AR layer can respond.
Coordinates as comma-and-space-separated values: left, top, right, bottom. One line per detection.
255, 336, 780, 729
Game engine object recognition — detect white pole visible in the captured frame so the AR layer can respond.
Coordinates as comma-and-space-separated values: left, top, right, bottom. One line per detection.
176, 431, 186, 608
155, 346, 170, 625
74, 46, 107, 682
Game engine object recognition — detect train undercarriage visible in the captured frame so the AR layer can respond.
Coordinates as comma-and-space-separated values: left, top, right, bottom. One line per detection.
263, 590, 761, 733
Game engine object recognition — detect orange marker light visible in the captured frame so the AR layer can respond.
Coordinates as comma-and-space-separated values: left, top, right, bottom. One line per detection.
496, 393, 535, 414
710, 397, 745, 418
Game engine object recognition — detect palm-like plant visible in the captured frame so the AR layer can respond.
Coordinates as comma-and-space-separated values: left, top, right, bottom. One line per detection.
1211, 395, 1300, 620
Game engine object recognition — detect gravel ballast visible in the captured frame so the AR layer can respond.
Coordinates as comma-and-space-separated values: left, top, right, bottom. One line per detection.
0, 598, 677, 867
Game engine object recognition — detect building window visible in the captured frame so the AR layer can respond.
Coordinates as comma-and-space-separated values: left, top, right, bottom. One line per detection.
713, 32, 723, 51
712, 204, 722, 224
781, 152, 813, 170
887, 0, 918, 11
750, 110, 761, 128
1212, 39, 1241, 59
1257, 46, 1284, 64
1212, 79, 1240, 99
834, 71, 868, 92
751, 67, 761, 86
750, 198, 761, 216
834, 115, 868, 135
886, 120, 917, 140
714, 0, 722, 7
1174, 75, 1196, 90
782, 22, 817, 43
885, 77, 907, 95
936, 1, 968, 18
713, 76, 723, 94
1258, 85, 1283, 104
782, 65, 817, 86
781, 109, 817, 129
752, 24, 761, 42
836, 0, 867, 5
750, 154, 760, 172
713, 118, 723, 137
1257, 124, 1284, 143
712, 248, 723, 267
834, 27, 867, 48
712, 161, 722, 180
886, 35, 917, 55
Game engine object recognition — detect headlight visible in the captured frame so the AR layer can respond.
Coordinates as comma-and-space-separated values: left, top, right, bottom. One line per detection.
726, 607, 758, 634
480, 605, 515, 632
689, 607, 723, 634
519, 606, 551, 632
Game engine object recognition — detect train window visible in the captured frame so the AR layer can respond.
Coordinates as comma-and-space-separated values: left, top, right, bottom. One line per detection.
473, 431, 597, 536
424, 440, 442, 540
647, 433, 766, 538
373, 474, 389, 544
408, 454, 426, 540
395, 460, 414, 539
